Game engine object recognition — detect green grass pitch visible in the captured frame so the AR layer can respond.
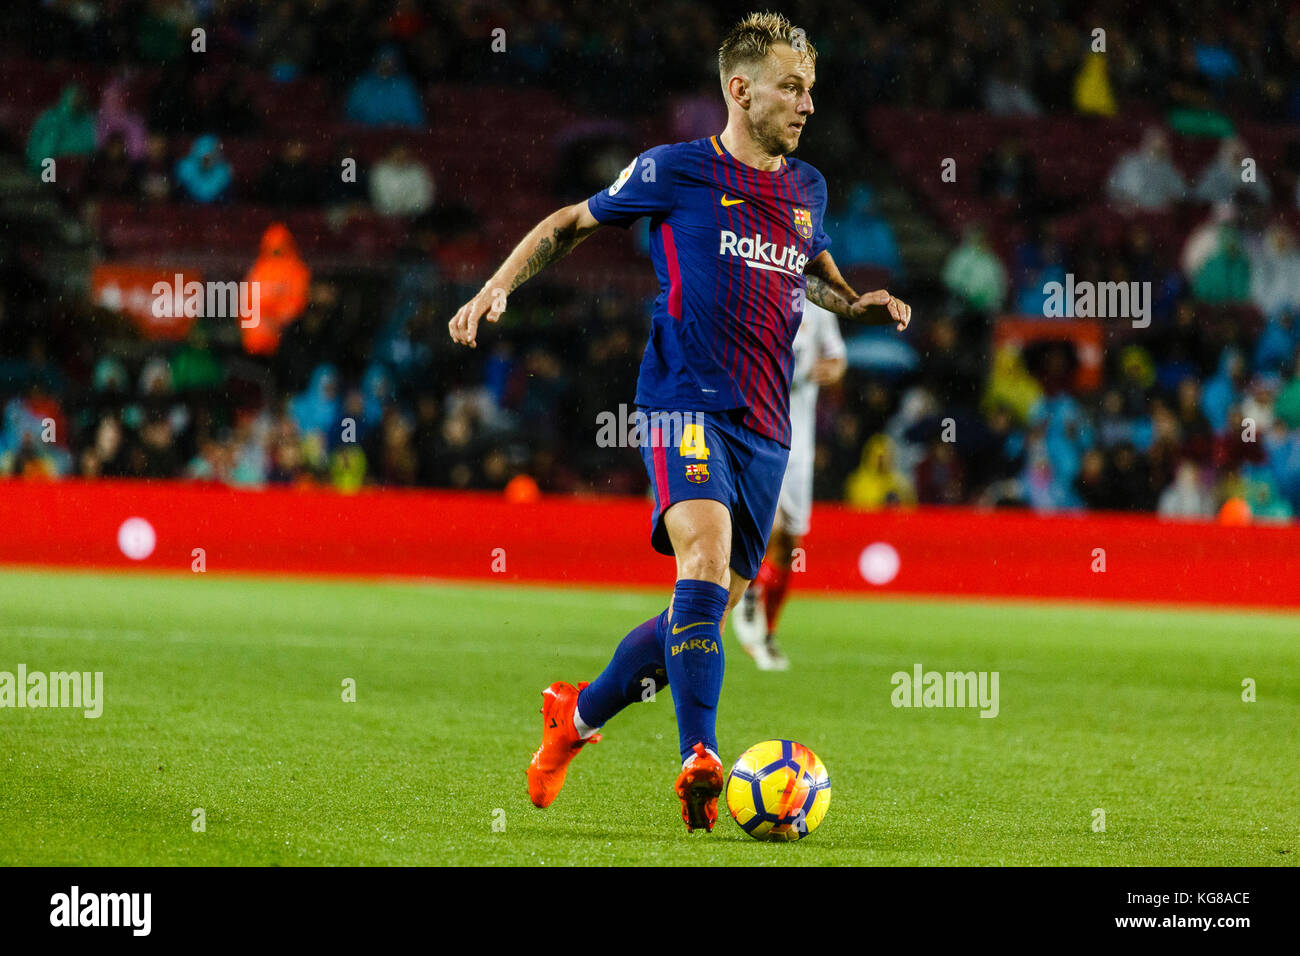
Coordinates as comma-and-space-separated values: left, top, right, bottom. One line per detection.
0, 567, 1296, 866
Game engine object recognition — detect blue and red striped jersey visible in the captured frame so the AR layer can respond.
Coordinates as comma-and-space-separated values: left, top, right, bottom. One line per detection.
586, 135, 831, 447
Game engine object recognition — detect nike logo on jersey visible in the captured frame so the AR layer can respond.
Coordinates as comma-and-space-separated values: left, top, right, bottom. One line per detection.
671, 621, 713, 635
720, 194, 746, 206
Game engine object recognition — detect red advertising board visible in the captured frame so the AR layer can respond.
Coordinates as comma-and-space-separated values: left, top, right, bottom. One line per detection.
1, 479, 1296, 610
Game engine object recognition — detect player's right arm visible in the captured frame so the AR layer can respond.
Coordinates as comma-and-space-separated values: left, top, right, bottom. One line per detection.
448, 200, 602, 348
451, 145, 676, 348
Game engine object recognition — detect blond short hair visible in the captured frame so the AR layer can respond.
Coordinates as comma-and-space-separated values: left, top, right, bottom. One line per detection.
717, 11, 816, 87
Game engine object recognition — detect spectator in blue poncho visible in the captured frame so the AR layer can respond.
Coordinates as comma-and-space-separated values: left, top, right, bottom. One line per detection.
1253, 313, 1299, 375
1264, 422, 1300, 512
291, 364, 342, 444
1020, 424, 1078, 512
361, 364, 395, 431
1032, 393, 1092, 500
1200, 346, 1247, 435
344, 46, 425, 128
174, 134, 232, 203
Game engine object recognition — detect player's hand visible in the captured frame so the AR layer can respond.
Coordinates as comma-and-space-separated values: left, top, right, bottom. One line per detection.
849, 289, 893, 328
886, 294, 912, 332
849, 289, 911, 332
809, 356, 847, 386
449, 283, 507, 348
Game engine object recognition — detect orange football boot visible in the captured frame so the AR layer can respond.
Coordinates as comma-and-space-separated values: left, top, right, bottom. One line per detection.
527, 680, 600, 808
675, 742, 724, 832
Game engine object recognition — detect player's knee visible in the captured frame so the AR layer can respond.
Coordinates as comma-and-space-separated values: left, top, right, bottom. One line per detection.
677, 539, 730, 585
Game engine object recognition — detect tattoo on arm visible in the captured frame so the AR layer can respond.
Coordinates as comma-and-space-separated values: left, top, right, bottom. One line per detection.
509, 224, 584, 292
805, 274, 853, 316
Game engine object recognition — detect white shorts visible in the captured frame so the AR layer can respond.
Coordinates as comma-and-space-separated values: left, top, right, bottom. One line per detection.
775, 444, 814, 537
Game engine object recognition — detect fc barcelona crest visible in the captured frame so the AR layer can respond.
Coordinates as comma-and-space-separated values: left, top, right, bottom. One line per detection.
685, 463, 710, 484
792, 207, 813, 239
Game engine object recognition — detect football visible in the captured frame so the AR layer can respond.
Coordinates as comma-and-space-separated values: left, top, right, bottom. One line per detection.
725, 739, 831, 841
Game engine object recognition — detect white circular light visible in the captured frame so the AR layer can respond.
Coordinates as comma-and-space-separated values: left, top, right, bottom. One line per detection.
858, 542, 899, 585
117, 517, 157, 561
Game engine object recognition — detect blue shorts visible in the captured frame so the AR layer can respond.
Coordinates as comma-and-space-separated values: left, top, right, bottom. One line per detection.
637, 407, 790, 581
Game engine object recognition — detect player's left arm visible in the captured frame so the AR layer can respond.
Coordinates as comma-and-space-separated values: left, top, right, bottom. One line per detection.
804, 250, 911, 332
809, 299, 849, 387
808, 353, 846, 386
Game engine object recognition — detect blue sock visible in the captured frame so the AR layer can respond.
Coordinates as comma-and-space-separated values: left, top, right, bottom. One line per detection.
663, 579, 728, 762
576, 611, 669, 728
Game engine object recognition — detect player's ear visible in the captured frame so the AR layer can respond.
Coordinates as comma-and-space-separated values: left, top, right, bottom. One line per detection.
727, 74, 750, 109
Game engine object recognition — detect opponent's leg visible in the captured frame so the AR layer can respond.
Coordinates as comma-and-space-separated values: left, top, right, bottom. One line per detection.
746, 424, 806, 668
737, 518, 793, 668
758, 520, 797, 627
720, 571, 750, 631
755, 522, 799, 669
730, 554, 768, 661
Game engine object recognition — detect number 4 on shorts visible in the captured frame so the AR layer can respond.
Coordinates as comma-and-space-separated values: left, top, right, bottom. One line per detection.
679, 422, 710, 459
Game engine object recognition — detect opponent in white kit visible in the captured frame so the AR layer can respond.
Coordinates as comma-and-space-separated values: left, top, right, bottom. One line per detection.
731, 299, 846, 670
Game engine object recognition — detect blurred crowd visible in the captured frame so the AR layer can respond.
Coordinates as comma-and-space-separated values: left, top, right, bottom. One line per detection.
23, 0, 1300, 179
23, 73, 439, 217
4, 0, 1300, 522
857, 1, 1300, 126
833, 304, 1300, 522
0, 267, 654, 497
924, 120, 1300, 521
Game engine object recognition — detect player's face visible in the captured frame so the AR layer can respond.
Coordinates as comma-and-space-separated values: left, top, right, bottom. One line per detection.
750, 44, 815, 156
